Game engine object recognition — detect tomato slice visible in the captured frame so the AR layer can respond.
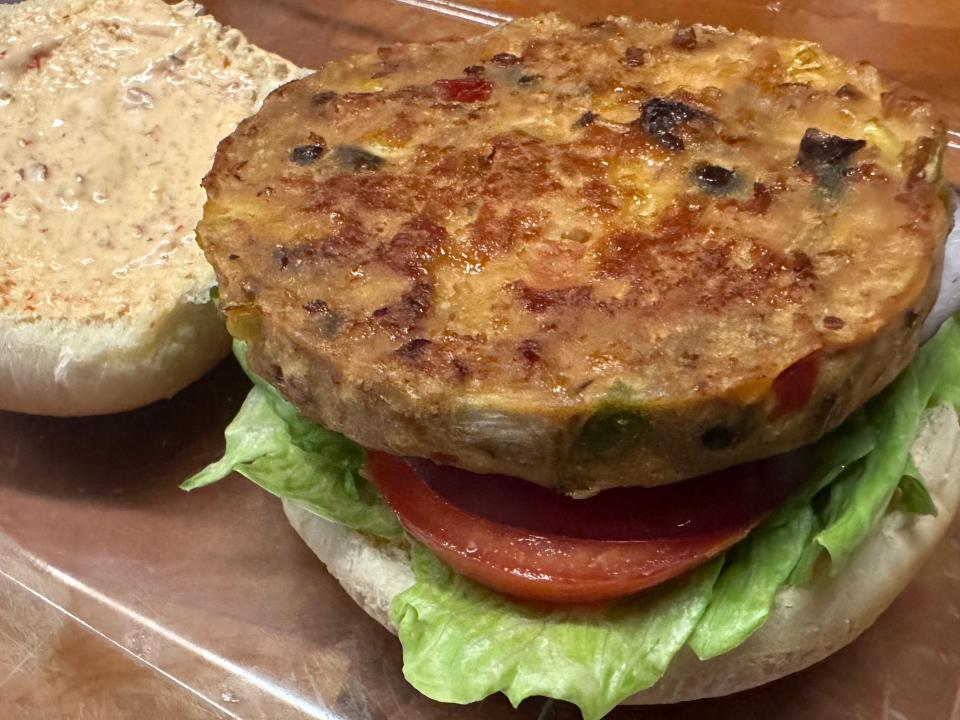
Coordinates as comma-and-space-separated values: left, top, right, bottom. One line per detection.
365, 451, 808, 604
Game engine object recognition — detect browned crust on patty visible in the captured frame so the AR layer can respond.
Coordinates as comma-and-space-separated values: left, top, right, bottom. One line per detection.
199, 14, 952, 492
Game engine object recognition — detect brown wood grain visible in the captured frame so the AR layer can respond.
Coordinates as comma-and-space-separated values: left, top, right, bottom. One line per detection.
0, 572, 221, 719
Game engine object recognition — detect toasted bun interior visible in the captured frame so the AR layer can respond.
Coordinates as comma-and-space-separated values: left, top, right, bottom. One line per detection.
284, 403, 960, 705
0, 0, 304, 416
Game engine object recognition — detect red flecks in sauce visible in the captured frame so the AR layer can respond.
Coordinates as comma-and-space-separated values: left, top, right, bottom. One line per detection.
772, 352, 820, 417
433, 78, 493, 103
2, 0, 301, 323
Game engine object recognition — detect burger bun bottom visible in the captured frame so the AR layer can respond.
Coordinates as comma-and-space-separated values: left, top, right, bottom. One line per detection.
283, 404, 960, 705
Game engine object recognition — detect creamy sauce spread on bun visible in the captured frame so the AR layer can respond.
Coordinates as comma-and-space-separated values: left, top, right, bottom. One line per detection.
0, 0, 297, 322
0, 0, 306, 415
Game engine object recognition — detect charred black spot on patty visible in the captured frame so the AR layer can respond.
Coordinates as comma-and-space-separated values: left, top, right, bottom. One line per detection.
289, 143, 326, 165
303, 298, 330, 314
795, 128, 866, 183
693, 163, 737, 193
671, 27, 697, 50
637, 97, 707, 152
310, 90, 338, 106
700, 425, 740, 450
835, 84, 861, 99
490, 52, 521, 66
302, 298, 341, 333
397, 337, 432, 357
573, 111, 598, 128
621, 46, 646, 67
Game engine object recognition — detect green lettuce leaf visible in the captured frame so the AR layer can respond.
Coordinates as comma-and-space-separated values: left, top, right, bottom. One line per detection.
919, 315, 960, 405
688, 504, 815, 659
393, 545, 722, 720
685, 408, 874, 653
816, 318, 960, 564
185, 318, 960, 718
181, 345, 402, 540
815, 365, 922, 565
897, 458, 938, 517
785, 512, 825, 587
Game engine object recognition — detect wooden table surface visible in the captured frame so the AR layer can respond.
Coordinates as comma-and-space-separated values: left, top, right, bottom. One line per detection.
0, 571, 215, 719
1, 1, 959, 718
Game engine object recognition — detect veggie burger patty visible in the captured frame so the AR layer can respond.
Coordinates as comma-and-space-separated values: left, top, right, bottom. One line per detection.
198, 13, 951, 494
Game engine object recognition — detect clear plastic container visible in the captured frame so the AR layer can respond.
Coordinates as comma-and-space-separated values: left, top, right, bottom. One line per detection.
1, 1, 958, 717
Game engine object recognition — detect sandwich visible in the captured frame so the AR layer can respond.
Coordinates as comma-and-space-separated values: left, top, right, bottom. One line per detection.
183, 14, 960, 717
0, 0, 304, 416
